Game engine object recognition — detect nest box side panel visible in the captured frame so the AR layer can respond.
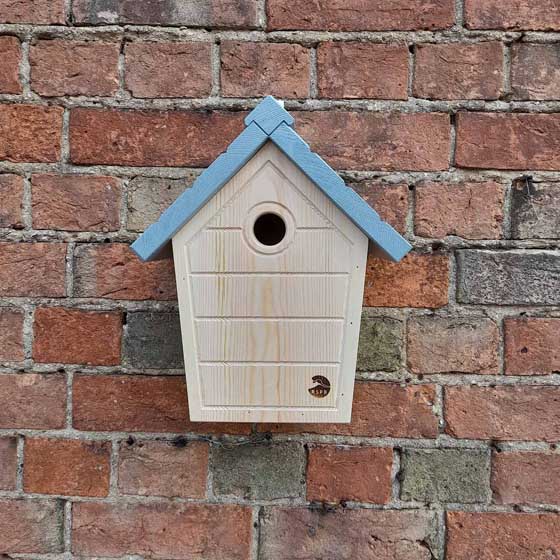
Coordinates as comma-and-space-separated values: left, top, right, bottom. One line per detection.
172, 142, 368, 423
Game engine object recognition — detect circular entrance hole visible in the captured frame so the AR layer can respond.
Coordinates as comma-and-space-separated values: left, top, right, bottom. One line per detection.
253, 212, 287, 246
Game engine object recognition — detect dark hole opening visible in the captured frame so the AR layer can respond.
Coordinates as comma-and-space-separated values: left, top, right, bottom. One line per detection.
253, 212, 286, 246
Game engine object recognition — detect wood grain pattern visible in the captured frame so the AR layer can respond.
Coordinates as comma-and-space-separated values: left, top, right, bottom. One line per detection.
173, 142, 368, 422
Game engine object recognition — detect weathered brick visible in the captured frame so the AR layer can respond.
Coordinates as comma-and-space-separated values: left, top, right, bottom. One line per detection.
73, 502, 252, 559
212, 442, 305, 501
415, 181, 505, 239
356, 313, 403, 372
125, 42, 212, 98
457, 250, 560, 305
352, 182, 409, 234
318, 42, 408, 100
0, 308, 24, 361
34, 307, 122, 365
307, 446, 393, 504
267, 0, 454, 31
221, 41, 310, 99
447, 512, 560, 559
445, 385, 560, 441
24, 438, 110, 497
119, 439, 208, 498
401, 449, 490, 503
414, 42, 503, 100
124, 311, 183, 368
364, 253, 449, 308
0, 374, 66, 429
407, 317, 500, 374
456, 113, 560, 170
30, 40, 119, 97
297, 111, 450, 171
32, 174, 121, 232
492, 451, 560, 505
0, 0, 65, 23
465, 0, 560, 31
73, 0, 258, 28
74, 244, 176, 300
260, 508, 437, 560
0, 499, 63, 553
512, 44, 560, 100
0, 437, 17, 490
0, 174, 23, 228
504, 318, 560, 375
73, 374, 251, 435
127, 175, 195, 232
260, 382, 438, 439
0, 243, 66, 297
511, 180, 560, 239
70, 108, 244, 167
0, 36, 21, 93
0, 104, 62, 163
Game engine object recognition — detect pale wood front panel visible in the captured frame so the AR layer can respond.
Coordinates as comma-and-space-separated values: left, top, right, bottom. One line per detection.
191, 275, 348, 318
172, 142, 369, 422
200, 365, 338, 407
196, 319, 343, 363
209, 161, 330, 228
188, 229, 351, 273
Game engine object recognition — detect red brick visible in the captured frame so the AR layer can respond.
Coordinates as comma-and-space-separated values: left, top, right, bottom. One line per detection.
297, 111, 450, 171
30, 40, 119, 97
456, 112, 560, 170
364, 253, 449, 308
260, 382, 438, 438
267, 0, 454, 31
0, 243, 66, 297
70, 108, 244, 167
0, 437, 17, 490
0, 374, 66, 429
465, 0, 560, 31
125, 42, 212, 98
317, 42, 408, 100
504, 318, 560, 376
512, 44, 560, 100
119, 439, 208, 498
408, 317, 500, 374
0, 104, 62, 163
492, 451, 560, 505
414, 42, 504, 100
221, 41, 310, 98
73, 0, 258, 28
0, 308, 24, 361
307, 446, 392, 504
0, 499, 63, 554
24, 438, 110, 497
73, 502, 252, 558
445, 385, 560, 441
415, 181, 505, 239
73, 375, 251, 435
260, 508, 437, 559
74, 243, 176, 300
0, 174, 23, 228
0, 0, 65, 23
32, 174, 121, 232
447, 512, 560, 559
353, 182, 408, 234
0, 36, 21, 93
34, 308, 122, 366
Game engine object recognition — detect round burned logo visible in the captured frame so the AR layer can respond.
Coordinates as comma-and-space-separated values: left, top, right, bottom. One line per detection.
308, 375, 331, 399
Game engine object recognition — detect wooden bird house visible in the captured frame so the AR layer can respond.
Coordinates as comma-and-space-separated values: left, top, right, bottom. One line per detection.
132, 96, 411, 423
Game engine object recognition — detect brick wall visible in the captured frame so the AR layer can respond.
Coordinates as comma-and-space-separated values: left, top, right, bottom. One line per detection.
0, 0, 559, 558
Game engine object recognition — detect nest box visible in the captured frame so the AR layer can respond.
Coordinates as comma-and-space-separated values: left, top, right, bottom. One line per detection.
132, 96, 411, 423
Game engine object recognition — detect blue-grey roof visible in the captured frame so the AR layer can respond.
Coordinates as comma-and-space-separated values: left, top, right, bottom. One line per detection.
131, 96, 412, 262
